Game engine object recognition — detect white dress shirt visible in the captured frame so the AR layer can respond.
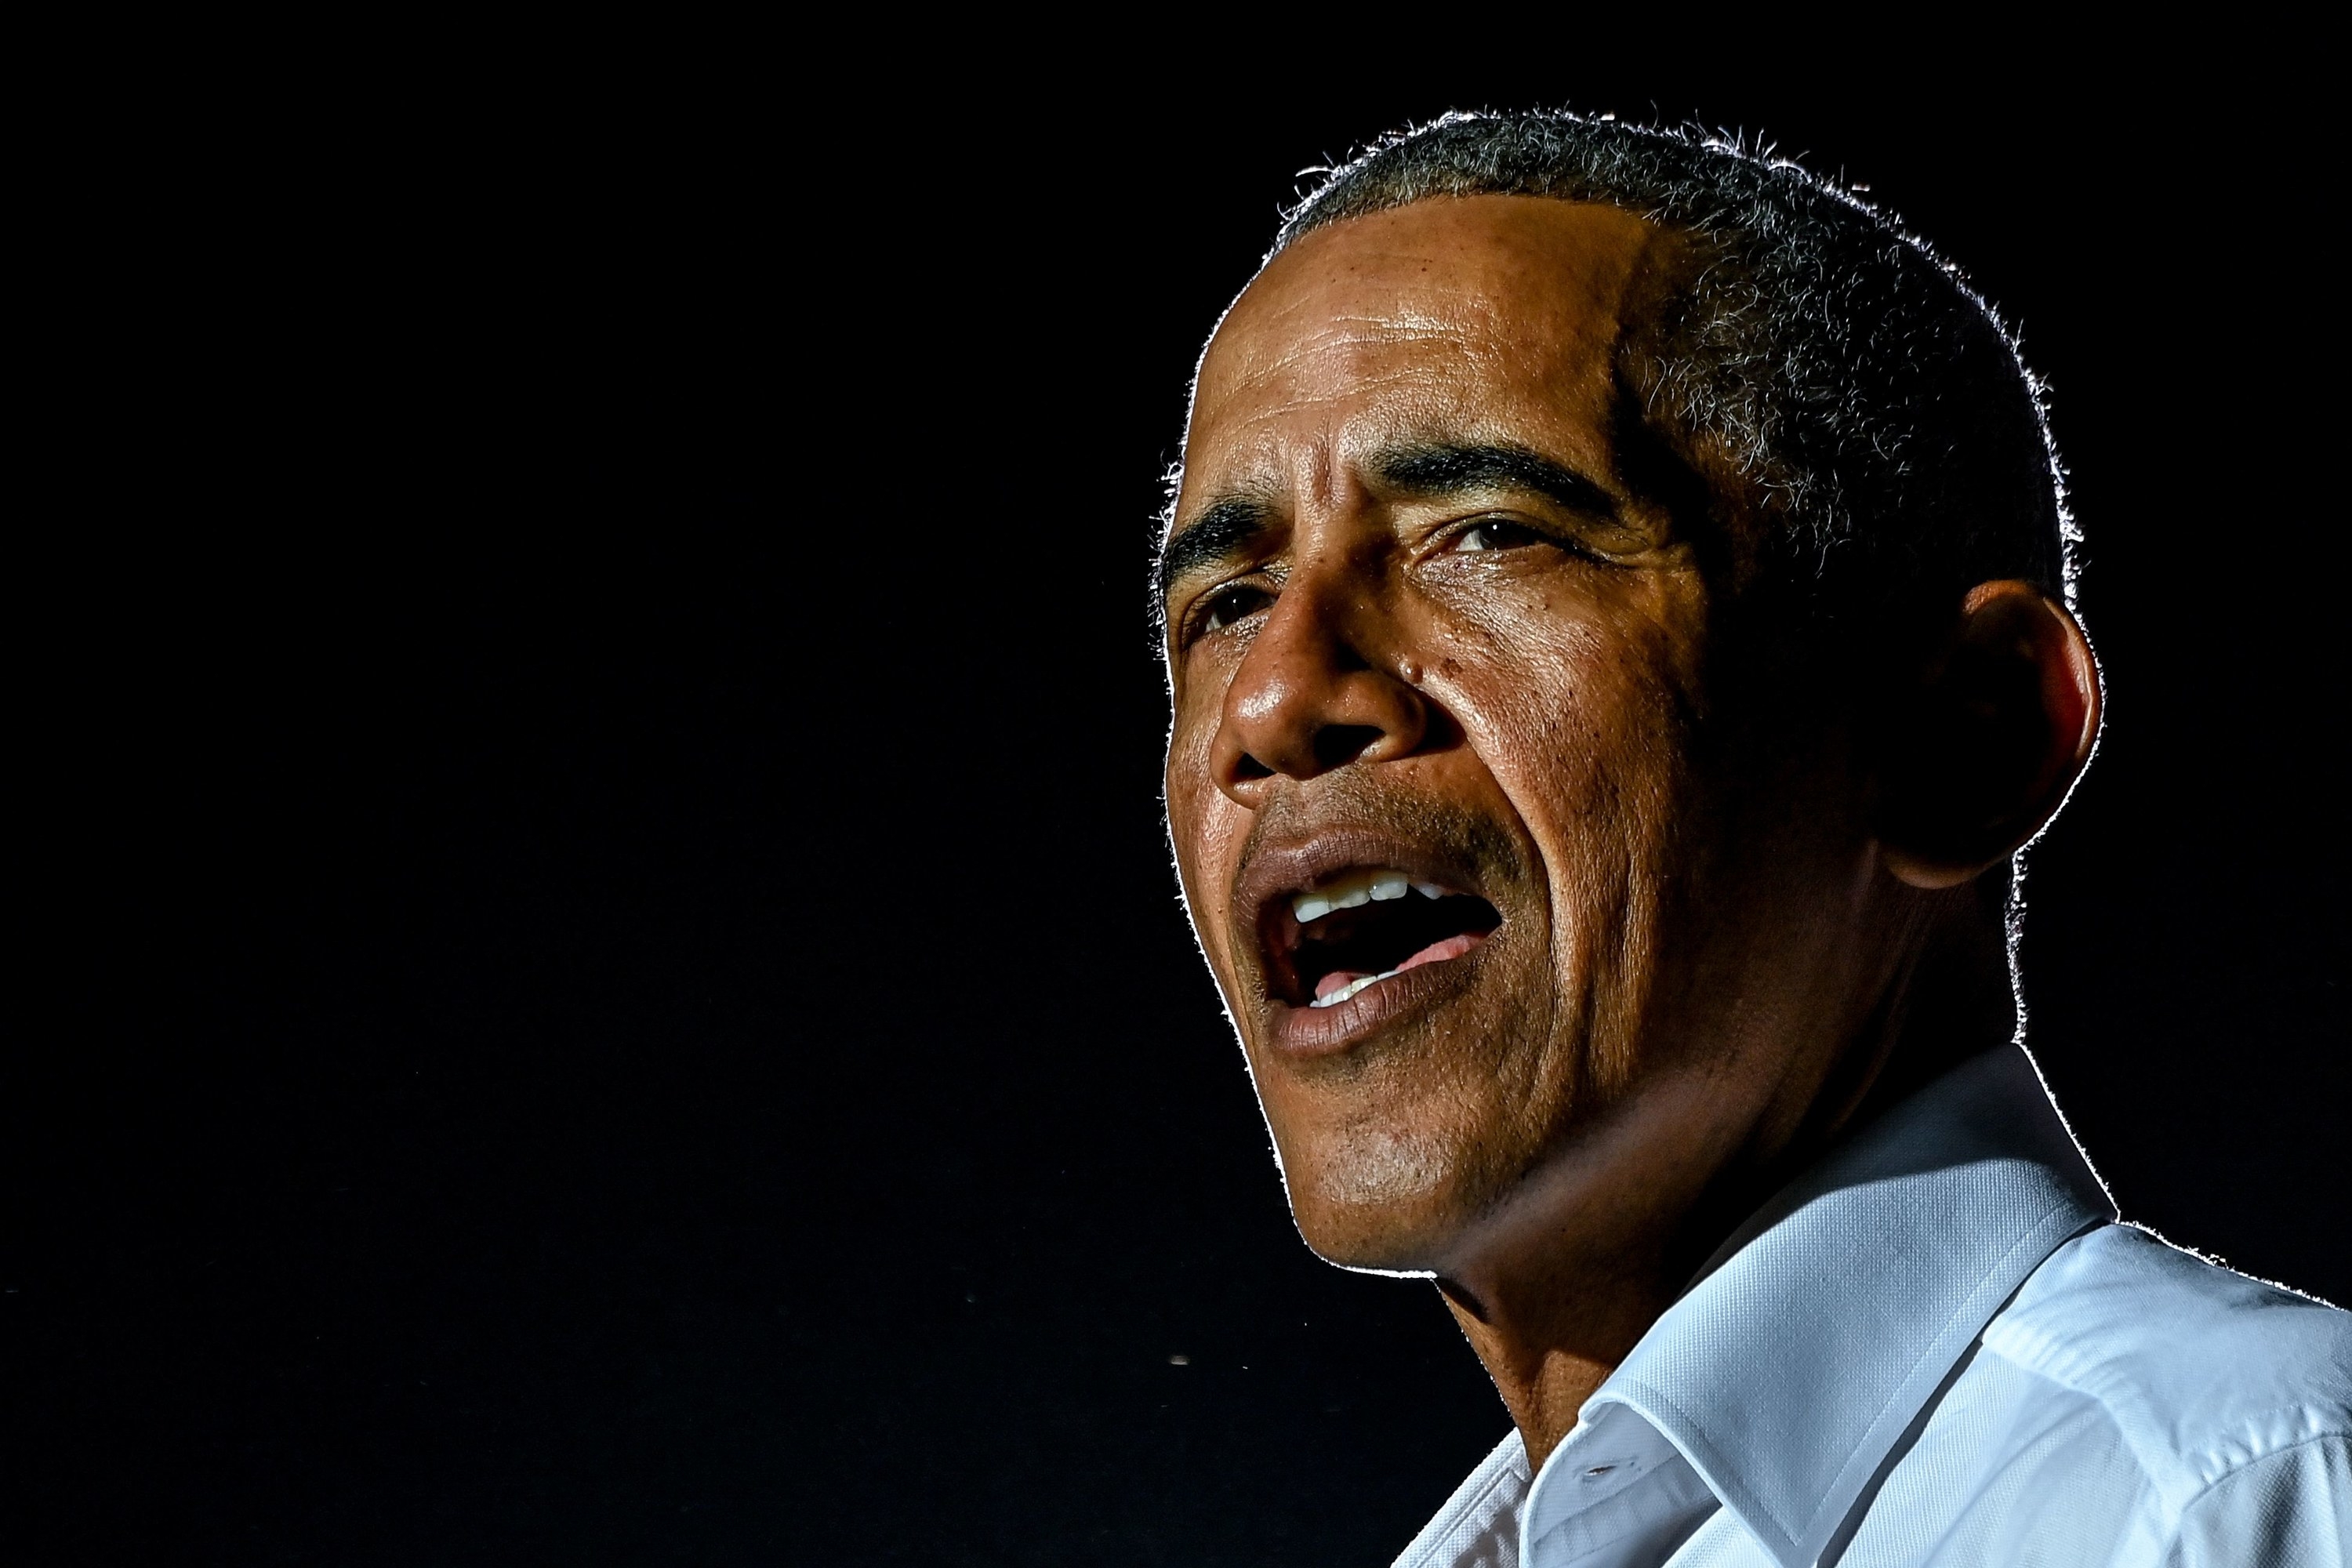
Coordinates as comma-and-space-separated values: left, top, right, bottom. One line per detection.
1395, 1044, 2352, 1567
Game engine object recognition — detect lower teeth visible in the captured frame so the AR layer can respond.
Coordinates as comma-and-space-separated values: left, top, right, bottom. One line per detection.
1308, 967, 1400, 1009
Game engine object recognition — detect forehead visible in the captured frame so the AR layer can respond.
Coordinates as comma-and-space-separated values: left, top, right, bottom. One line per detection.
1185, 196, 1664, 500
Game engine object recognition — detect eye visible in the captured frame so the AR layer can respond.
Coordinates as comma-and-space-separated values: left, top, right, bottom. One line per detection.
1452, 517, 1546, 553
1196, 582, 1273, 636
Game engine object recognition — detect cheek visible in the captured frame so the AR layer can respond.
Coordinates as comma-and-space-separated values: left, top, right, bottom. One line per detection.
1470, 610, 1690, 811
1453, 610, 1699, 960
1163, 688, 1248, 975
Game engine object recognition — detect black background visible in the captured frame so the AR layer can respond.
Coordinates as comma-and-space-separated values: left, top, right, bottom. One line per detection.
13, 44, 2347, 1566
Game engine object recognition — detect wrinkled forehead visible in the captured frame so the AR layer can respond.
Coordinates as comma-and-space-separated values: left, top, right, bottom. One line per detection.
1183, 196, 1667, 503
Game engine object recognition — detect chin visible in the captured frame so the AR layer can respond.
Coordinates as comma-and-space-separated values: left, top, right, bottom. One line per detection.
1281, 1123, 1483, 1275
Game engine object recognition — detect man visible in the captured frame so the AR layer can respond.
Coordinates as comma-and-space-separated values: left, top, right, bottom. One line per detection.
1156, 113, 2349, 1566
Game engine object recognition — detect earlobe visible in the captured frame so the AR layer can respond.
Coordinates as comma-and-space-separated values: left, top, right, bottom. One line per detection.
1878, 579, 2102, 891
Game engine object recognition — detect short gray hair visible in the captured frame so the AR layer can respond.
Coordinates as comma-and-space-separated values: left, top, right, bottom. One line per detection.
1275, 111, 2074, 625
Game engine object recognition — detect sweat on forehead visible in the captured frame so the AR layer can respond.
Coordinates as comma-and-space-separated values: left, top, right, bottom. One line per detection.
1192, 199, 1664, 434
1230, 194, 1653, 345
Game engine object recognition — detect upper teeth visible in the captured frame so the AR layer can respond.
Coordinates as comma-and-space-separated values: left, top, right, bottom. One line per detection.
1291, 869, 1446, 924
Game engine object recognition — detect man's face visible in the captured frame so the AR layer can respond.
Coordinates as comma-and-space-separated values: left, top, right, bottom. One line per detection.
1162, 196, 1876, 1277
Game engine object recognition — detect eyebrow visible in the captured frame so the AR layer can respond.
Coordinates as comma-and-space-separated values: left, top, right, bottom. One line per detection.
1370, 441, 1619, 517
1155, 442, 1621, 617
1157, 495, 1279, 613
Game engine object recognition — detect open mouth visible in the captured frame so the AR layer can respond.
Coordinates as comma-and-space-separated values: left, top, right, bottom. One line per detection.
1263, 867, 1502, 1009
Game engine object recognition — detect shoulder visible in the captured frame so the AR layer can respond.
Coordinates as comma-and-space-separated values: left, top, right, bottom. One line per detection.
1978, 1222, 2352, 1505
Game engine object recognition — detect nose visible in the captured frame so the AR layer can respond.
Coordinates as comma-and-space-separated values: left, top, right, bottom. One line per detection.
1210, 572, 1430, 807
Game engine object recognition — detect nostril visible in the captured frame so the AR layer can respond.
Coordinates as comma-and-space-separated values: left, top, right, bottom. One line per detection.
1312, 725, 1384, 771
1232, 752, 1274, 782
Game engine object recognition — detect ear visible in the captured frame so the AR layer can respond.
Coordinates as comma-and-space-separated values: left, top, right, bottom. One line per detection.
1875, 579, 2101, 891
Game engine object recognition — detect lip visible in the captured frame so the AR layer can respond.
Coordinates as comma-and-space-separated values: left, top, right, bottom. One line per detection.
1233, 827, 1491, 936
1265, 937, 1491, 1055
1229, 826, 1501, 1057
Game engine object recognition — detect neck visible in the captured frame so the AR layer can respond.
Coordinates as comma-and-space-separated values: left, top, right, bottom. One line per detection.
1437, 893, 2013, 1472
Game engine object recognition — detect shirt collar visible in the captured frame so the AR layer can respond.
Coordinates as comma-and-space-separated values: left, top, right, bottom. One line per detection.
1523, 1043, 2114, 1568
